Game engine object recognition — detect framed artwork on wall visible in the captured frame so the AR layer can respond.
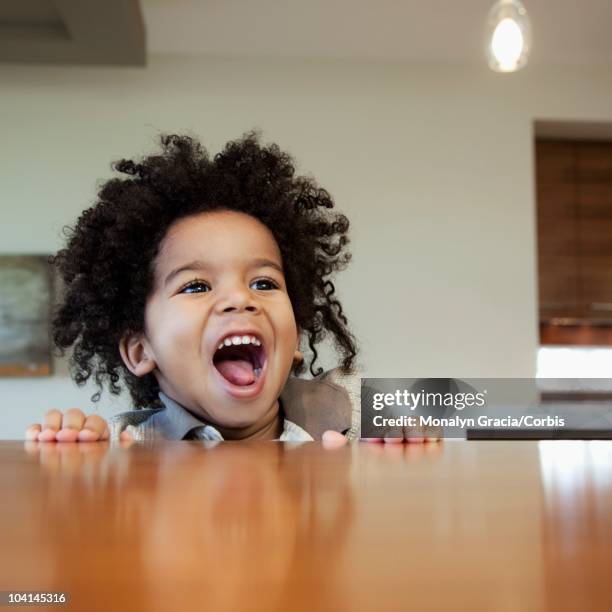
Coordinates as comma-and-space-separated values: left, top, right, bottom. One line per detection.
0, 255, 54, 377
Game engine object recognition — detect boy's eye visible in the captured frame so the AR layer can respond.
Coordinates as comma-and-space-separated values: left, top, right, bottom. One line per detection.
179, 278, 278, 294
180, 281, 210, 294
251, 278, 279, 291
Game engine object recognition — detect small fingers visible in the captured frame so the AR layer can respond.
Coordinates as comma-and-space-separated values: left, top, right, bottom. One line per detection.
404, 424, 439, 444
39, 409, 63, 440
119, 430, 134, 447
362, 434, 404, 443
37, 409, 112, 443
43, 409, 63, 431
76, 414, 109, 442
406, 425, 442, 443
62, 408, 87, 430
360, 434, 441, 444
55, 408, 87, 442
322, 430, 348, 449
55, 428, 80, 442
25, 424, 42, 441
424, 425, 443, 442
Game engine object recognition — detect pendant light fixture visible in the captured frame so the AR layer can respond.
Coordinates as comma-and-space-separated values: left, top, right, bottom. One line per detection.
486, 0, 532, 72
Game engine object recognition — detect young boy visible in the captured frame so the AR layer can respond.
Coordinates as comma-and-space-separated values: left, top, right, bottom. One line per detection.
26, 133, 363, 444
25, 133, 435, 445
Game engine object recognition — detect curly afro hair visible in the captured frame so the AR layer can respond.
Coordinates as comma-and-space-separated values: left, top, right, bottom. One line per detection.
52, 132, 358, 408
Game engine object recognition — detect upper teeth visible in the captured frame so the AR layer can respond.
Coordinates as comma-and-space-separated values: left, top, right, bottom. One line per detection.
218, 335, 262, 350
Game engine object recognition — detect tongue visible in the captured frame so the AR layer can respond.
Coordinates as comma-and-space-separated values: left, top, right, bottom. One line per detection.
216, 358, 255, 386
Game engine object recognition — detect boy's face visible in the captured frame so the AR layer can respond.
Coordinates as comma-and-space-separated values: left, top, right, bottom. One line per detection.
135, 210, 299, 431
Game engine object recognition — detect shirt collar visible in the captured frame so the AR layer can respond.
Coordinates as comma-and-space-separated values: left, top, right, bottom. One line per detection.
153, 392, 207, 440
153, 391, 313, 442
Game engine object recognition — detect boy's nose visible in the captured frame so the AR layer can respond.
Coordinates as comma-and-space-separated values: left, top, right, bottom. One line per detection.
215, 287, 259, 314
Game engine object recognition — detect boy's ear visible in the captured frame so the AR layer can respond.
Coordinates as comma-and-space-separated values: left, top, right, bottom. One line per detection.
119, 333, 156, 377
293, 329, 304, 366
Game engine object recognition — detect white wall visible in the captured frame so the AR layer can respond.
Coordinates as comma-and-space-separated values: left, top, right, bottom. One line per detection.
2, 57, 612, 439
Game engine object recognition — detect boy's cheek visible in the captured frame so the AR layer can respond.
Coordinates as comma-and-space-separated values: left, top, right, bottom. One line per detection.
150, 307, 203, 352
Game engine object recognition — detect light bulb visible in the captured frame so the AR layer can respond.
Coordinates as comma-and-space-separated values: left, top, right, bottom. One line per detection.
485, 0, 532, 72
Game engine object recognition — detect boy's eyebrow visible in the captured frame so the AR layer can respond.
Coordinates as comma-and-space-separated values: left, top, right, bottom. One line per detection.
251, 258, 284, 274
163, 258, 284, 287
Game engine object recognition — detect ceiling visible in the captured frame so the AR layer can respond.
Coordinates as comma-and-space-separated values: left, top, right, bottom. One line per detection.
0, 0, 144, 65
2, 1, 612, 67
141, 0, 612, 67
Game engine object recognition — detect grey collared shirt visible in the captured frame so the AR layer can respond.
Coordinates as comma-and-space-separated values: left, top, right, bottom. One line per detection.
108, 368, 361, 443
124, 392, 314, 442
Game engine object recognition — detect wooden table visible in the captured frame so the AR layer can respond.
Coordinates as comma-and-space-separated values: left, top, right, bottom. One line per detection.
1, 440, 611, 611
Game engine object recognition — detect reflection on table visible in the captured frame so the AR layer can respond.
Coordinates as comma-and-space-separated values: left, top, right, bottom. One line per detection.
0, 439, 610, 612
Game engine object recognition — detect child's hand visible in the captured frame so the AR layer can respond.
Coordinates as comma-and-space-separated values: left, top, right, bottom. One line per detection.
321, 427, 442, 449
361, 425, 442, 444
25, 408, 131, 443
322, 430, 350, 448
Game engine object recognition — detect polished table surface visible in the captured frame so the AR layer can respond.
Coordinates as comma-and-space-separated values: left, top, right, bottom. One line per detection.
1, 439, 611, 612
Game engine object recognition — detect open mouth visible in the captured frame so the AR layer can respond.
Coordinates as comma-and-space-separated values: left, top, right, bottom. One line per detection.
212, 338, 266, 388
